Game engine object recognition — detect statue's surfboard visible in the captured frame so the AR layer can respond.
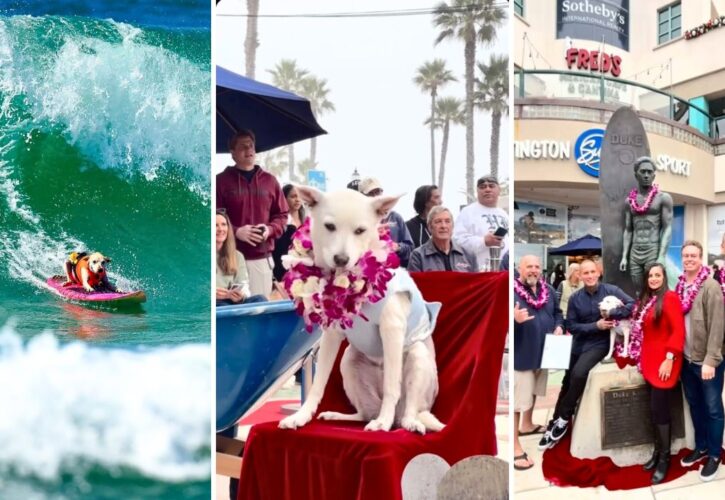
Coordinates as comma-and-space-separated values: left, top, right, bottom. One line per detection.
599, 107, 650, 298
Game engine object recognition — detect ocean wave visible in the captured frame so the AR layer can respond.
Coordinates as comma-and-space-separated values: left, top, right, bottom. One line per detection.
0, 321, 211, 482
0, 15, 210, 181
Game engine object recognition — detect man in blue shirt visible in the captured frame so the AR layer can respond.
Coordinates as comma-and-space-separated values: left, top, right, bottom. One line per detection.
539, 259, 634, 449
514, 255, 563, 470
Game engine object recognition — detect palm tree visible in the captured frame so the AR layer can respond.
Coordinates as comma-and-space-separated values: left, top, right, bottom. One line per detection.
259, 148, 288, 178
425, 97, 465, 191
414, 59, 456, 184
476, 54, 509, 179
434, 0, 506, 197
300, 76, 335, 164
297, 158, 318, 181
245, 0, 260, 78
268, 60, 309, 182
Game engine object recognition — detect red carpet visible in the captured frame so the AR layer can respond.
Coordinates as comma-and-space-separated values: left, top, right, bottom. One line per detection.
238, 399, 299, 427
542, 428, 725, 489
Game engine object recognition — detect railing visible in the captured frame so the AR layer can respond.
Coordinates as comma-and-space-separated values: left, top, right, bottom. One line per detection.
515, 69, 723, 140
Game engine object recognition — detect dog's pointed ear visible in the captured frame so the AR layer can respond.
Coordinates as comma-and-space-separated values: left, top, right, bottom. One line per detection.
295, 185, 324, 208
370, 193, 403, 217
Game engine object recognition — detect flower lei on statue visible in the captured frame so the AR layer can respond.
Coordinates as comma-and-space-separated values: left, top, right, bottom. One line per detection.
627, 184, 659, 214
675, 265, 711, 314
513, 278, 549, 309
282, 218, 400, 332
614, 296, 657, 371
719, 268, 725, 304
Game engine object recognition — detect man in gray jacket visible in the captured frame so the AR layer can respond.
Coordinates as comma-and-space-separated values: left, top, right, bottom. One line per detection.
408, 206, 478, 272
677, 240, 724, 482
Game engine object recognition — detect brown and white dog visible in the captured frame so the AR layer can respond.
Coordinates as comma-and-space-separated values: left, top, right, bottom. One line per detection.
64, 252, 116, 292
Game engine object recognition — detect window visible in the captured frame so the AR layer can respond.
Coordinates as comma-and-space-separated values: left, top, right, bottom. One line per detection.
514, 0, 524, 18
658, 2, 681, 44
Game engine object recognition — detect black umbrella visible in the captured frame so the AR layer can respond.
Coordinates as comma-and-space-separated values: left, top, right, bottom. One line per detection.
548, 234, 602, 256
216, 66, 327, 153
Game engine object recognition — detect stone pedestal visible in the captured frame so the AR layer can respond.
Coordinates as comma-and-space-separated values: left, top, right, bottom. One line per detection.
570, 362, 694, 467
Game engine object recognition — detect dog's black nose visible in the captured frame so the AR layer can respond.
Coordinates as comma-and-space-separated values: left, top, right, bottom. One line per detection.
333, 254, 350, 267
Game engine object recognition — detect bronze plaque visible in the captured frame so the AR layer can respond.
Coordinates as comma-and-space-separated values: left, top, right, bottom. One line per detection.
600, 384, 685, 449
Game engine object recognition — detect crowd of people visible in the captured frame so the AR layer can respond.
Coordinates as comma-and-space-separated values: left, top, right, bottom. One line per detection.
514, 243, 724, 484
215, 129, 511, 305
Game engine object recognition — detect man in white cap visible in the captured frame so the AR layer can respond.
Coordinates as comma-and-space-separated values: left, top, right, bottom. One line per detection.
453, 175, 508, 270
359, 177, 414, 267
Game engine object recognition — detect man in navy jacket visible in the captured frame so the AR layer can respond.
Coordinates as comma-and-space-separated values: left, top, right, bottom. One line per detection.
539, 259, 634, 450
513, 255, 563, 470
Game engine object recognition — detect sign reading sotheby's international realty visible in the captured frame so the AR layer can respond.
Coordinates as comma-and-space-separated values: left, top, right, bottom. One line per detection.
557, 0, 629, 51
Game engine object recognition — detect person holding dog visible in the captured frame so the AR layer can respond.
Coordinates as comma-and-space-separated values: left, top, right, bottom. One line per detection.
216, 210, 267, 306
406, 185, 442, 249
453, 175, 508, 271
676, 240, 724, 482
359, 177, 414, 267
513, 254, 563, 471
638, 262, 685, 484
539, 259, 634, 449
408, 206, 477, 272
216, 129, 288, 297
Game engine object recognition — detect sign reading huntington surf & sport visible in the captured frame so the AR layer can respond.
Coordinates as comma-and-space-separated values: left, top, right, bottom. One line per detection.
557, 0, 629, 51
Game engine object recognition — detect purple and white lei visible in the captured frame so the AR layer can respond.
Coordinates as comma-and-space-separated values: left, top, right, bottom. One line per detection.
614, 296, 657, 371
282, 218, 400, 332
675, 265, 711, 315
513, 279, 549, 310
627, 184, 659, 215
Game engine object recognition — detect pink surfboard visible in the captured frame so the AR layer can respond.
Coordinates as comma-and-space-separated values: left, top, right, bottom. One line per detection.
46, 275, 146, 305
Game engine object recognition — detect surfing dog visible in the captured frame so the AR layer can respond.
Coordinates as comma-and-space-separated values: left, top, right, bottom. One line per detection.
278, 187, 445, 434
601, 295, 631, 360
63, 251, 116, 292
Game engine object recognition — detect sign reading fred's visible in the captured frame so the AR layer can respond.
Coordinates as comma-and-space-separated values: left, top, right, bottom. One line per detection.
557, 0, 630, 51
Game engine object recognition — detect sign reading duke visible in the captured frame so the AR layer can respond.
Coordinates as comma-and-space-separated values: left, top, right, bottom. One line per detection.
557, 0, 629, 51
574, 128, 605, 177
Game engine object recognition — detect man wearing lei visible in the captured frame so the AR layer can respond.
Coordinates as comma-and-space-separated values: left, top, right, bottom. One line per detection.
620, 157, 674, 293
539, 260, 634, 449
676, 240, 725, 482
513, 255, 563, 471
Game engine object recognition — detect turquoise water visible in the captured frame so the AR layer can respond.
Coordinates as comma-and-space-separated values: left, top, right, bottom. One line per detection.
0, 10, 211, 499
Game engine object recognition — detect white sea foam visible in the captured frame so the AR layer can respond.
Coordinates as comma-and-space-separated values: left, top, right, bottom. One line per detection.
0, 321, 211, 481
0, 17, 210, 182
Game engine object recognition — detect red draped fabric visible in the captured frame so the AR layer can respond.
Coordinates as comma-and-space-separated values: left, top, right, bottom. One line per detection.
237, 271, 508, 500
542, 427, 725, 489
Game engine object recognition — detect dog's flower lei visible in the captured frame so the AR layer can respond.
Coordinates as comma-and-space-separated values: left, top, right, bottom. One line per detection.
513, 279, 549, 310
718, 268, 725, 304
614, 296, 657, 371
627, 184, 659, 215
282, 218, 400, 332
675, 265, 711, 314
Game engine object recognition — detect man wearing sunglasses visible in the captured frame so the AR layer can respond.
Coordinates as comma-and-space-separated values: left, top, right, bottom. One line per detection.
453, 175, 509, 271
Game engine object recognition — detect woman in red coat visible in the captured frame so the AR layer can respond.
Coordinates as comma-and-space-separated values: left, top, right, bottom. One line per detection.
639, 262, 685, 484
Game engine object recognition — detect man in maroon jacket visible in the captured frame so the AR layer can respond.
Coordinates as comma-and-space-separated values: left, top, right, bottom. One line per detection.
216, 130, 288, 296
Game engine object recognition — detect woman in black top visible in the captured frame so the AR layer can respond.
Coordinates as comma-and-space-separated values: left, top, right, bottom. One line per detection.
272, 184, 306, 282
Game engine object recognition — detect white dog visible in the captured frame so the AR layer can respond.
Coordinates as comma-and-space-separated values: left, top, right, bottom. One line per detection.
600, 295, 631, 360
278, 187, 445, 434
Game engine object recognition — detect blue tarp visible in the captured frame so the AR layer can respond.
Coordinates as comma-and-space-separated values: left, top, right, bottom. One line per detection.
549, 234, 602, 255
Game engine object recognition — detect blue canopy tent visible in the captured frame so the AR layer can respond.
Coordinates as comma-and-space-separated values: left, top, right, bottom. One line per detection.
548, 234, 602, 256
216, 66, 327, 153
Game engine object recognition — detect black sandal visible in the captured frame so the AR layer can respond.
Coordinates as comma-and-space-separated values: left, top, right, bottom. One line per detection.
514, 452, 534, 471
